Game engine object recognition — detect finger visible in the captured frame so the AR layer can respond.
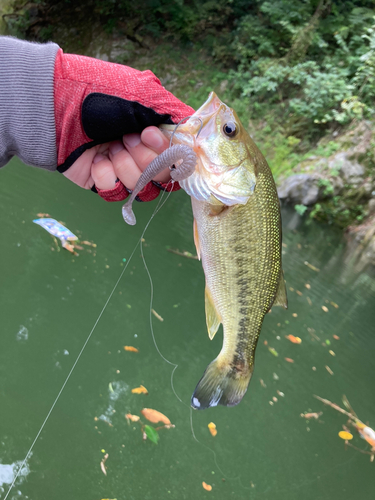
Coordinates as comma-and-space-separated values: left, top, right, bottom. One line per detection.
141, 126, 170, 154
108, 140, 142, 190
63, 144, 103, 189
123, 131, 170, 183
91, 153, 117, 190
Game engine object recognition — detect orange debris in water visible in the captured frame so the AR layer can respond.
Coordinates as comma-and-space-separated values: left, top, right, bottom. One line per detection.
125, 413, 140, 422
141, 408, 171, 425
202, 482, 212, 491
286, 335, 302, 344
339, 431, 353, 440
208, 422, 217, 437
333, 335, 340, 340
285, 357, 294, 363
124, 346, 139, 352
131, 385, 148, 394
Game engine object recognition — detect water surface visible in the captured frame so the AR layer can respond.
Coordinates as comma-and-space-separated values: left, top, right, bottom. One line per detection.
0, 158, 374, 500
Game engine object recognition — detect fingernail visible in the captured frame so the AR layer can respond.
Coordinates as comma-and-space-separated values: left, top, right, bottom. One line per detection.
109, 141, 125, 155
93, 154, 106, 164
142, 129, 164, 149
123, 133, 141, 148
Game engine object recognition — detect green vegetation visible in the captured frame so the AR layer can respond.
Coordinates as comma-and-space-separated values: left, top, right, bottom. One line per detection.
3, 0, 375, 227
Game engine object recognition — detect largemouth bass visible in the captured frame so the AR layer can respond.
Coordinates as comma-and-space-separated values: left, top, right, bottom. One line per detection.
161, 92, 287, 410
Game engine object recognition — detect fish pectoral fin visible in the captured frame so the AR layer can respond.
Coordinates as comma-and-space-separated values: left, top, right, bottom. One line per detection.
193, 218, 201, 261
208, 195, 233, 218
205, 286, 222, 340
272, 270, 288, 309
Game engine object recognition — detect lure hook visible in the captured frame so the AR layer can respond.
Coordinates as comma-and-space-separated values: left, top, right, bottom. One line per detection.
169, 116, 203, 148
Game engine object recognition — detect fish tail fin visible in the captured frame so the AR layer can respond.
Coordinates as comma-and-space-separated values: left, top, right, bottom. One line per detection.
191, 358, 253, 410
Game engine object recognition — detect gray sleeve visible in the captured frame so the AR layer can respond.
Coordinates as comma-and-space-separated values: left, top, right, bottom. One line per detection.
0, 36, 59, 171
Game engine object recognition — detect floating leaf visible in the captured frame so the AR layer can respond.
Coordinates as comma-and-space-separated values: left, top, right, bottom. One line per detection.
325, 365, 334, 375
208, 422, 217, 437
286, 335, 302, 344
329, 350, 336, 356
202, 482, 212, 491
292, 313, 298, 318
151, 309, 164, 322
330, 301, 339, 309
339, 431, 353, 440
132, 385, 148, 394
125, 413, 140, 423
322, 306, 329, 312
301, 412, 322, 419
285, 357, 294, 363
109, 383, 114, 393
333, 335, 340, 340
296, 290, 303, 296
100, 453, 109, 476
124, 346, 139, 352
304, 261, 320, 272
141, 408, 171, 425
305, 283, 311, 289
268, 347, 279, 357
144, 425, 159, 444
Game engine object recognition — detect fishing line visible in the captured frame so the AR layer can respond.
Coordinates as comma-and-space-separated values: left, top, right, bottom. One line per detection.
141, 185, 255, 491
139, 184, 191, 408
2, 186, 179, 500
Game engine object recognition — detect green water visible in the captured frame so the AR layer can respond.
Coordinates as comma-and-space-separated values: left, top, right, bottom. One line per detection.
1, 158, 374, 500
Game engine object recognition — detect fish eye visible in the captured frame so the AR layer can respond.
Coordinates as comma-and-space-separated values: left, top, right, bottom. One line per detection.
222, 121, 238, 138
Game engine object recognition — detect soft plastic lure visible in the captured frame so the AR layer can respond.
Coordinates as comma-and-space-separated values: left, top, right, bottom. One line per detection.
122, 144, 197, 225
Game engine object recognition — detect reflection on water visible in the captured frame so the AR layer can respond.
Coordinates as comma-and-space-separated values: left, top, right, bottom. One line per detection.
0, 158, 374, 500
0, 459, 30, 497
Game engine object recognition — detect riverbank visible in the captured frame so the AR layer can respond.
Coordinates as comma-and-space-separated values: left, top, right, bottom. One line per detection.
1, 2, 375, 268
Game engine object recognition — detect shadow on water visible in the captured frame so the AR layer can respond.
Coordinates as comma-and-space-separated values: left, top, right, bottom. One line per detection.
0, 158, 374, 500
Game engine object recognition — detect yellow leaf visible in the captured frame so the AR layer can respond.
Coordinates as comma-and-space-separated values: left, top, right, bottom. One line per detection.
202, 482, 212, 491
208, 422, 217, 437
322, 305, 329, 312
339, 431, 353, 440
125, 413, 140, 422
286, 335, 302, 344
151, 309, 164, 321
124, 346, 139, 352
141, 408, 171, 425
131, 385, 148, 394
325, 365, 334, 375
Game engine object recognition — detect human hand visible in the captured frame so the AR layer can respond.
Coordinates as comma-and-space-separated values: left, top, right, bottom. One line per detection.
63, 126, 173, 201
54, 49, 194, 201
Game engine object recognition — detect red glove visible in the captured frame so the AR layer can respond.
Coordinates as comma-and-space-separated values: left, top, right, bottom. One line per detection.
54, 49, 194, 201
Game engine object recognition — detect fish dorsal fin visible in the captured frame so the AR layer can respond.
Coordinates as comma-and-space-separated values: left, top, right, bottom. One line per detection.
205, 286, 222, 340
272, 271, 288, 309
193, 218, 201, 261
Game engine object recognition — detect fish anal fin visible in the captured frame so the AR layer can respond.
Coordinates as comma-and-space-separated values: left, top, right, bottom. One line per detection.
272, 270, 288, 309
205, 286, 221, 340
193, 218, 201, 261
